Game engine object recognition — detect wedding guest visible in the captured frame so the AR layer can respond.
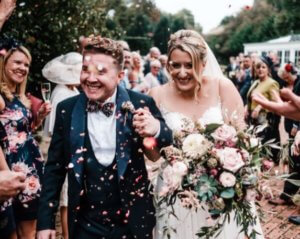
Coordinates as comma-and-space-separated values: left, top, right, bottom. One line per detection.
117, 41, 132, 89
254, 63, 300, 207
246, 56, 281, 164
36, 35, 172, 239
226, 56, 239, 87
239, 55, 253, 104
128, 51, 144, 90
43, 52, 81, 137
0, 45, 51, 238
143, 46, 161, 75
268, 51, 285, 88
158, 54, 169, 85
42, 52, 82, 239
143, 59, 161, 89
0, 121, 26, 239
253, 84, 300, 227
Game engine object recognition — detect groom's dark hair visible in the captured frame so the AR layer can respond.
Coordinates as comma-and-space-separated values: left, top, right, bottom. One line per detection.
83, 35, 124, 70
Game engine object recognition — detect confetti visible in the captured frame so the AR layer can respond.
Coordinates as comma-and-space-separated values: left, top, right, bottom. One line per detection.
143, 137, 157, 149
68, 163, 74, 169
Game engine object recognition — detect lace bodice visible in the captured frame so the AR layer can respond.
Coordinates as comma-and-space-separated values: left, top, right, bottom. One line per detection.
159, 103, 224, 132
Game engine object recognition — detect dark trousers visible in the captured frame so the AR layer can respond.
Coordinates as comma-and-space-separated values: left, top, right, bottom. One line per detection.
280, 146, 300, 201
74, 223, 133, 239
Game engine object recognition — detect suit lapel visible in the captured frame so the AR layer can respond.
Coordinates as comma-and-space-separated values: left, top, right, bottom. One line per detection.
70, 93, 87, 185
115, 86, 133, 180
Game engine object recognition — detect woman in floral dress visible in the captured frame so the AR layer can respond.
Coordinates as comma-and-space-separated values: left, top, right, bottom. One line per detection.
0, 45, 50, 239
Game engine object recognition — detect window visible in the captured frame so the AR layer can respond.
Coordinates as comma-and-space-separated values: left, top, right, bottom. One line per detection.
277, 51, 282, 65
295, 50, 300, 67
284, 50, 290, 63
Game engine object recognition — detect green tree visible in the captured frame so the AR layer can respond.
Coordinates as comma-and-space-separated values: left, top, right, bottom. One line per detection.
126, 13, 152, 55
153, 15, 171, 54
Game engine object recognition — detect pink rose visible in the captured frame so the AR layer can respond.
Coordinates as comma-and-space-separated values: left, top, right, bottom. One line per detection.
11, 162, 31, 175
23, 175, 40, 196
216, 147, 245, 173
245, 189, 257, 201
212, 124, 237, 146
262, 159, 274, 170
219, 172, 236, 187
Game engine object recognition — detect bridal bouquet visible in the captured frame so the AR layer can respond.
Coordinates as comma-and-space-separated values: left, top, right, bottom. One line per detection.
156, 119, 273, 238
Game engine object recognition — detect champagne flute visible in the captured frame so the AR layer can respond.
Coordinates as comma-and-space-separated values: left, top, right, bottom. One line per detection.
41, 83, 51, 102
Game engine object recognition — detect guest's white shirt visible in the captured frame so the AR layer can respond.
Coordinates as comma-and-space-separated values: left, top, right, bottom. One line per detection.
87, 90, 117, 167
144, 72, 160, 89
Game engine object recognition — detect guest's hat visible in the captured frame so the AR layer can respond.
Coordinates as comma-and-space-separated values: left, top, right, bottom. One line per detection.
42, 52, 82, 85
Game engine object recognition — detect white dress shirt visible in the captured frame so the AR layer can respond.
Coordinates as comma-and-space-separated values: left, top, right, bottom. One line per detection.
87, 90, 117, 167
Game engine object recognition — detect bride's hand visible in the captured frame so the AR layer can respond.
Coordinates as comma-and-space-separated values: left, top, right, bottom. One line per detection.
132, 107, 160, 138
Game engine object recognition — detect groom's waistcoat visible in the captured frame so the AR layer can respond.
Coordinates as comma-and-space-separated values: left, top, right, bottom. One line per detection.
78, 130, 129, 236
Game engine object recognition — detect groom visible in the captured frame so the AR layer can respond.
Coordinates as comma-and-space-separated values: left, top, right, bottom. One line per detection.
36, 36, 173, 239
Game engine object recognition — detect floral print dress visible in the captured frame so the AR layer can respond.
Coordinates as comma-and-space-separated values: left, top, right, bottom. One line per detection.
0, 96, 43, 219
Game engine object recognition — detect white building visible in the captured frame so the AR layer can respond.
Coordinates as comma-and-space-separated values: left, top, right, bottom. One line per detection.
244, 34, 300, 67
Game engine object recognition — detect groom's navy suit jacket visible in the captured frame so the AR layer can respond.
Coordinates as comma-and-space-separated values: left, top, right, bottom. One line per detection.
37, 86, 173, 239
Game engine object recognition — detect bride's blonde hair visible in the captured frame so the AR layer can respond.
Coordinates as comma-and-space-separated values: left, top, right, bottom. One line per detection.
0, 46, 31, 108
167, 29, 207, 98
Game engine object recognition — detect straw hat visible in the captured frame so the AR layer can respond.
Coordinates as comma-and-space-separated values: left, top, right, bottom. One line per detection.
42, 52, 82, 85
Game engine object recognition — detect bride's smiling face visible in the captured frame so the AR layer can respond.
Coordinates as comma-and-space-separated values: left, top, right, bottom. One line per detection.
168, 49, 202, 93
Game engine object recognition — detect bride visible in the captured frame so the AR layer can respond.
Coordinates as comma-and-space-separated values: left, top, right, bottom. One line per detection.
147, 30, 264, 239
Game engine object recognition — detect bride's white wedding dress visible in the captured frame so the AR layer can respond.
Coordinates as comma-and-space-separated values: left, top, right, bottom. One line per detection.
153, 103, 264, 239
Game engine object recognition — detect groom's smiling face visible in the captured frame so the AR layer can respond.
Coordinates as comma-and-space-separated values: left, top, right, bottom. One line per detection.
80, 53, 124, 102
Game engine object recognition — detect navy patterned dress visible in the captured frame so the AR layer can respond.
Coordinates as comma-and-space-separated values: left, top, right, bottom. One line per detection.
0, 95, 44, 221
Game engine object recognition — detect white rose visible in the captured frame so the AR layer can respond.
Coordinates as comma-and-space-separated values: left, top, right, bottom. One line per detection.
172, 161, 188, 177
182, 133, 210, 159
216, 147, 245, 173
162, 165, 182, 189
219, 172, 236, 187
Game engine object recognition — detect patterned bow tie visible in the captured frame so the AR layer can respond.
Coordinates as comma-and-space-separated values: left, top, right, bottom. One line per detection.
86, 100, 115, 117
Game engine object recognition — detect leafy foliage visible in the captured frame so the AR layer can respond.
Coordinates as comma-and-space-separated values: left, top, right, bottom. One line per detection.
206, 0, 300, 63
1, 0, 202, 89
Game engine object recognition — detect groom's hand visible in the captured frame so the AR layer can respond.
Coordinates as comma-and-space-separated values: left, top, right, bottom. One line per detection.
37, 229, 56, 239
133, 107, 160, 138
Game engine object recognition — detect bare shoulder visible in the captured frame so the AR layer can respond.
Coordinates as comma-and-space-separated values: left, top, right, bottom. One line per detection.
219, 77, 236, 89
148, 84, 168, 105
219, 77, 239, 97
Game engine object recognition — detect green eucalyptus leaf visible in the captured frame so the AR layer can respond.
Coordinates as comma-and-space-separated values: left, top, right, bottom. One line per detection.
220, 188, 235, 199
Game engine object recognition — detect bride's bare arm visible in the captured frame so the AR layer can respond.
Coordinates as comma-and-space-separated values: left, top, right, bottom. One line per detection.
219, 77, 246, 129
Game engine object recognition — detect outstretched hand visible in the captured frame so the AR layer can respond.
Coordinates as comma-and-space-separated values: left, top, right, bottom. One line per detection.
0, 0, 16, 21
132, 107, 160, 138
252, 91, 282, 113
280, 88, 294, 102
